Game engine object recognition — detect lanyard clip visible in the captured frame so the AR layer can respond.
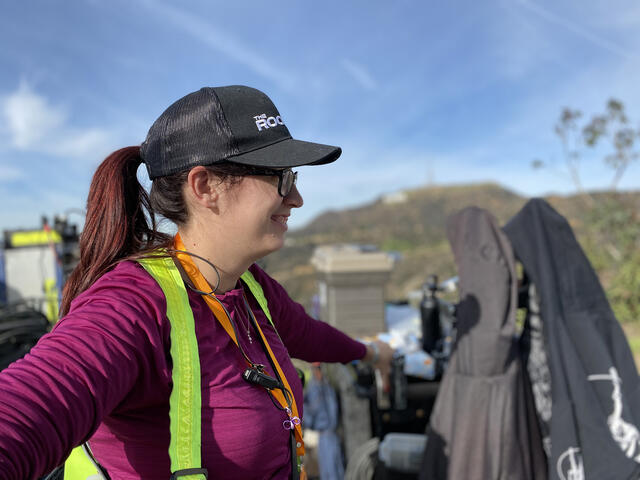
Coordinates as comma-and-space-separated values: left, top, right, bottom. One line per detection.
283, 407, 302, 430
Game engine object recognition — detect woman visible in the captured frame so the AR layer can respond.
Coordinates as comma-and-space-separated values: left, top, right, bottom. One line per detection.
0, 86, 392, 479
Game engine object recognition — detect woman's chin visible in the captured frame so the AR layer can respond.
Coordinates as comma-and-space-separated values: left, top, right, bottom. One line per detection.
254, 235, 285, 260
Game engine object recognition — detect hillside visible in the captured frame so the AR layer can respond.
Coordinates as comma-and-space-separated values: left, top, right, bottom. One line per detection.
261, 183, 640, 322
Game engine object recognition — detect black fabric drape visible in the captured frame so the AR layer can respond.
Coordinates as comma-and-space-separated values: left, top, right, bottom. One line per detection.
504, 198, 640, 480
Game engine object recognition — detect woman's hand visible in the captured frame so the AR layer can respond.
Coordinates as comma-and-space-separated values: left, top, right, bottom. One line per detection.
363, 340, 394, 392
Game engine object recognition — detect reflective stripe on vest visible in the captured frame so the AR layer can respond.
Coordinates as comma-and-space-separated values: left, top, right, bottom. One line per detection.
139, 256, 206, 480
62, 255, 206, 480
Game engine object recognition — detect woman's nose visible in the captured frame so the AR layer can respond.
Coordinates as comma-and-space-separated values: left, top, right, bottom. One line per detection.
285, 184, 303, 208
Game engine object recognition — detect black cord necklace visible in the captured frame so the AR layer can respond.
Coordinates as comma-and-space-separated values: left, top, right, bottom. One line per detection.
173, 246, 298, 431
167, 248, 221, 294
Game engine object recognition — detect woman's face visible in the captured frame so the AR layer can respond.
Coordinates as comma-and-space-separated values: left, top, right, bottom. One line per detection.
213, 171, 304, 261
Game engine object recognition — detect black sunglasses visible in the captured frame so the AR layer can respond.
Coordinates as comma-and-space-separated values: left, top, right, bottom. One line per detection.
244, 167, 298, 197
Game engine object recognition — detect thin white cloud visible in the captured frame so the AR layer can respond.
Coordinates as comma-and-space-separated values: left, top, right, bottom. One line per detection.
52, 129, 113, 159
1, 83, 115, 160
0, 164, 26, 182
144, 1, 297, 91
341, 59, 378, 91
517, 0, 640, 61
3, 83, 65, 149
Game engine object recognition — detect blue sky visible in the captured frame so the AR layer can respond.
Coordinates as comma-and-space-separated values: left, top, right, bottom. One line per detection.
1, 0, 640, 232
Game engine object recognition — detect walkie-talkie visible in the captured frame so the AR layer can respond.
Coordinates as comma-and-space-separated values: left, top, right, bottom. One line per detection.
242, 368, 283, 390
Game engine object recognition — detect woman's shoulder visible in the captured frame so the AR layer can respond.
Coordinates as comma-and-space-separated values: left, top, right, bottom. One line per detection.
65, 260, 167, 325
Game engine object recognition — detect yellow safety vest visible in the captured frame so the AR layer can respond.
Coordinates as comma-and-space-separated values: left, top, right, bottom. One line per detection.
64, 254, 287, 479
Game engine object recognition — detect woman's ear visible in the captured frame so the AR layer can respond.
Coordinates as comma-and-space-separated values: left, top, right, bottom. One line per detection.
186, 166, 219, 209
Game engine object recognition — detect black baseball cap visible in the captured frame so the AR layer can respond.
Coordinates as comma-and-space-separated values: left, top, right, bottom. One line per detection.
140, 86, 342, 179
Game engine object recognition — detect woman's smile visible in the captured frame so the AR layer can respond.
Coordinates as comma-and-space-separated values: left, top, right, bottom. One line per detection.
271, 214, 290, 231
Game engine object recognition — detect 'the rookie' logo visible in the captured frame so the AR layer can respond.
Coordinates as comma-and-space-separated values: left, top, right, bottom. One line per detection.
254, 113, 284, 131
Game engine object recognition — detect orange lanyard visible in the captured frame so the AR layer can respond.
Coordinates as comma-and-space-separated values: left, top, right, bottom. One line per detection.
173, 234, 304, 456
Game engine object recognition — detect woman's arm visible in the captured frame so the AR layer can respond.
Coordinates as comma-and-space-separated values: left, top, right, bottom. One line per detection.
0, 263, 168, 480
248, 264, 394, 366
248, 264, 365, 363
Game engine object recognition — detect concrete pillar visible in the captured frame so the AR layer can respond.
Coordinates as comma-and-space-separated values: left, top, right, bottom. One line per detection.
311, 245, 394, 337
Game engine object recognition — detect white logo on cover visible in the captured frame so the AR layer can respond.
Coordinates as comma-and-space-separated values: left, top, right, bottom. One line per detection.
588, 367, 640, 462
254, 113, 284, 131
557, 447, 584, 480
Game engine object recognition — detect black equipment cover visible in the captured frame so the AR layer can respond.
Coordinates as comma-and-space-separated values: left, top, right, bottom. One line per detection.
504, 198, 640, 480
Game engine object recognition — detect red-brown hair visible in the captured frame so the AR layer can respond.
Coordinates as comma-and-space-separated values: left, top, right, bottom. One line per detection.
60, 147, 170, 315
59, 146, 261, 315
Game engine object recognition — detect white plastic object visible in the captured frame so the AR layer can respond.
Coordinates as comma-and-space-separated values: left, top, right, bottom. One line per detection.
378, 433, 428, 473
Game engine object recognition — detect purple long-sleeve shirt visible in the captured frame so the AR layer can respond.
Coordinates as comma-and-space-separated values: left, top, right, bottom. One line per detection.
0, 261, 366, 479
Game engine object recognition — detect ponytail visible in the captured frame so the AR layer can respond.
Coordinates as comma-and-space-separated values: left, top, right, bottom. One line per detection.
60, 146, 170, 315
